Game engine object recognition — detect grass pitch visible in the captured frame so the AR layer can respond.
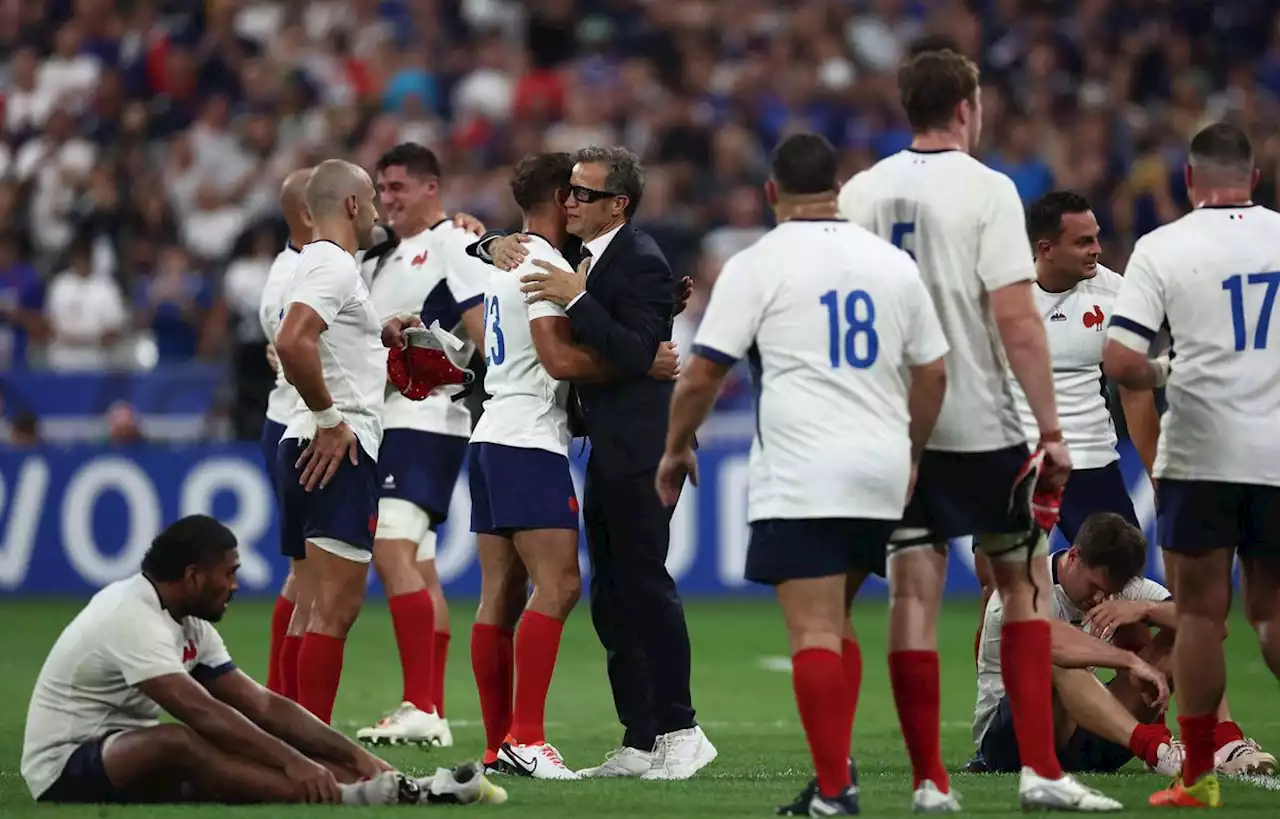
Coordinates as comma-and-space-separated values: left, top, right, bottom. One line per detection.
2, 597, 1278, 817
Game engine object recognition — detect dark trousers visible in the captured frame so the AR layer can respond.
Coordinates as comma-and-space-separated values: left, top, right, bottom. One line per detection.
583, 459, 696, 750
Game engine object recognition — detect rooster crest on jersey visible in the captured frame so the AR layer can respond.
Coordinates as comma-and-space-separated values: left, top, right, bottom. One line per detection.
387, 321, 475, 402
1082, 305, 1105, 330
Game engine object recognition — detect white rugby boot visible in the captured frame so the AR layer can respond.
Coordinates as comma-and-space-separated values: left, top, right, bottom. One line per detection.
497, 738, 581, 780
417, 761, 509, 805
1018, 767, 1123, 811
356, 702, 447, 746
1216, 737, 1278, 775
912, 779, 961, 812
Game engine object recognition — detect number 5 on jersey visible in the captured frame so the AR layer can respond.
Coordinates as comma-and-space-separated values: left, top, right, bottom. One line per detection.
820, 289, 878, 368
891, 221, 916, 260
484, 295, 506, 365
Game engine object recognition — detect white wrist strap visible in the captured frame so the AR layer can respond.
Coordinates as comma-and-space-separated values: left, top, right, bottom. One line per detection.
313, 406, 343, 428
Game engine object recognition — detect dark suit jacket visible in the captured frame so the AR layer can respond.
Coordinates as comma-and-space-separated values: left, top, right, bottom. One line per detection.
566, 223, 677, 477
467, 224, 677, 477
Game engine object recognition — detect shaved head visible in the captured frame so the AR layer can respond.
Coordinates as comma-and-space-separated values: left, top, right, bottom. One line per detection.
280, 167, 313, 236
304, 159, 373, 218
304, 159, 380, 249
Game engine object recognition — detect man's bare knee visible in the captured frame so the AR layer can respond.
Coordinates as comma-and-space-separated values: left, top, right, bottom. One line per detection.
372, 539, 423, 597
536, 569, 581, 617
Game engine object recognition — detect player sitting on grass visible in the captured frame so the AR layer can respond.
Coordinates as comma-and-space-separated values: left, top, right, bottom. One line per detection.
20, 515, 507, 807
970, 512, 1276, 778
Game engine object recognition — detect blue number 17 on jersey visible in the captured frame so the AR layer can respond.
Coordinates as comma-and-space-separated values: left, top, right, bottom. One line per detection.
820, 290, 879, 368
1222, 271, 1280, 351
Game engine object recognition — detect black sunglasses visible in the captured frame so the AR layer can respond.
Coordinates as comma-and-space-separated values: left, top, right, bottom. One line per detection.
568, 184, 623, 204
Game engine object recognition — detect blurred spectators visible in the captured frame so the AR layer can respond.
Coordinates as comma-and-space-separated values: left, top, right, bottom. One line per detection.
0, 0, 1278, 438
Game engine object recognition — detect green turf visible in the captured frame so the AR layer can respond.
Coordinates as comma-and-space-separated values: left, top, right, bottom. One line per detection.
2, 597, 1278, 817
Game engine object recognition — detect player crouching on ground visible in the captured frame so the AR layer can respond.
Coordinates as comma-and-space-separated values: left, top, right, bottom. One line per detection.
969, 512, 1275, 779
20, 515, 506, 807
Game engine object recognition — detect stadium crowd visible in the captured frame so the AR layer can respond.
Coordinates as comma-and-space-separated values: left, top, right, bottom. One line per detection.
1, 0, 1280, 439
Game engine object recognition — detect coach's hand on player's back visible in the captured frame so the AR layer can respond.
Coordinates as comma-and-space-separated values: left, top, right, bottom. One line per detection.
649, 341, 680, 380
285, 755, 344, 803
297, 422, 359, 491
492, 233, 532, 271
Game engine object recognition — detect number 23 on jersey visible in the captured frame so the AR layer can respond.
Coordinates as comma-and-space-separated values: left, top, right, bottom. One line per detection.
483, 295, 506, 365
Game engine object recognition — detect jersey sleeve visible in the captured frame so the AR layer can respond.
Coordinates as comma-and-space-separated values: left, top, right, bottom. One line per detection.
1108, 242, 1166, 352
102, 607, 187, 686
190, 621, 236, 685
977, 174, 1037, 292
441, 228, 487, 311
692, 253, 767, 365
1120, 577, 1173, 604
287, 255, 350, 327
528, 299, 568, 321
903, 269, 950, 365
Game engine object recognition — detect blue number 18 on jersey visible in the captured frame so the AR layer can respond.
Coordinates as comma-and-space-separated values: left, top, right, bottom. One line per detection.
820, 289, 879, 368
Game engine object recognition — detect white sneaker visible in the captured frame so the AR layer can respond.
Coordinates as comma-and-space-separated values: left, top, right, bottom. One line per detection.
912, 779, 960, 812
339, 771, 419, 805
1154, 740, 1185, 777
356, 702, 447, 746
436, 718, 454, 748
1216, 738, 1278, 775
1018, 768, 1122, 811
418, 762, 508, 805
497, 739, 581, 780
640, 726, 717, 780
576, 746, 654, 778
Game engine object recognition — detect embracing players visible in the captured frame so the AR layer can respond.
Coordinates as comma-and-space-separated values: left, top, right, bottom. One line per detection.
1104, 122, 1280, 808
469, 152, 618, 779
840, 49, 1121, 810
659, 133, 949, 816
356, 143, 488, 747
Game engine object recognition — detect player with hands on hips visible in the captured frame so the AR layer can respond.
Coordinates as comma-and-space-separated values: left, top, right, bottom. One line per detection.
272, 159, 406, 727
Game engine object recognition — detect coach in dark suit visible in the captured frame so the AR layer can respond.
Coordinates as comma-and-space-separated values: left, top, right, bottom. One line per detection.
476, 147, 716, 779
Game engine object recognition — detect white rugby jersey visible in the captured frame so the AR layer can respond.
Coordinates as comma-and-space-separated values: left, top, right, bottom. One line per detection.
367, 220, 487, 438
22, 574, 233, 799
259, 244, 305, 426
469, 235, 572, 457
1010, 264, 1123, 470
279, 240, 385, 460
693, 219, 950, 521
973, 552, 1171, 745
1108, 205, 1280, 485
839, 149, 1036, 452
